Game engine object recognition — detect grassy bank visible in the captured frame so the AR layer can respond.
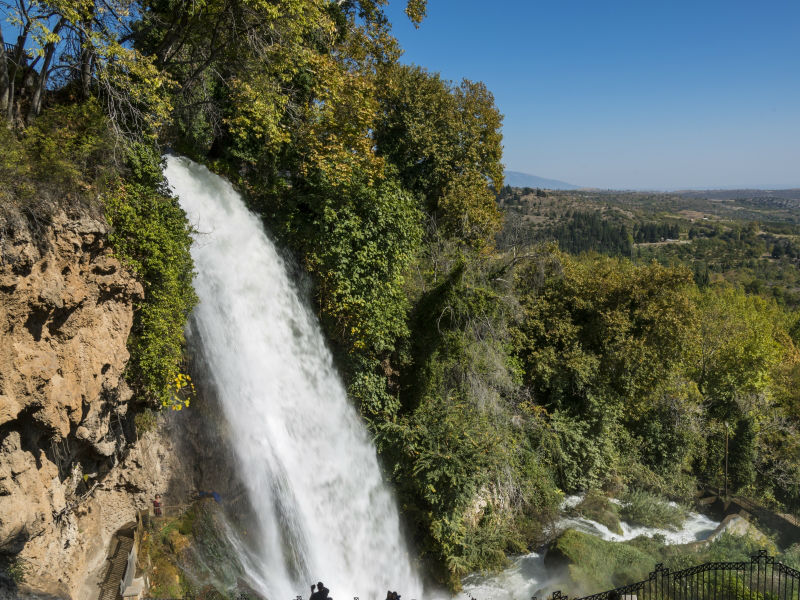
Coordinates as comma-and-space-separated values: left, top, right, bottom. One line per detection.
618, 490, 687, 530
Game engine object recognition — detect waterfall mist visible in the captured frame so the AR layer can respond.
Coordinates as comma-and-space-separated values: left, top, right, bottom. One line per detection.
164, 156, 423, 600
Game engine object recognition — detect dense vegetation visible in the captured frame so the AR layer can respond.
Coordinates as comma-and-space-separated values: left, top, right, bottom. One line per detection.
498, 186, 800, 306
3, 0, 800, 591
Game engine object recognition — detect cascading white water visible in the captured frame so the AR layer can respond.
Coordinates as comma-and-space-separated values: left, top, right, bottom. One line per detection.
458, 496, 721, 600
163, 156, 423, 600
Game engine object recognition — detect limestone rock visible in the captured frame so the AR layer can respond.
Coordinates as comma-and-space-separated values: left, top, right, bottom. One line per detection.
0, 209, 177, 599
708, 513, 772, 547
14, 428, 182, 600
0, 431, 54, 553
0, 396, 21, 427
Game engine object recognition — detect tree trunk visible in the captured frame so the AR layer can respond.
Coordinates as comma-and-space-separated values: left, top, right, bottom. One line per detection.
80, 43, 93, 99
79, 15, 94, 99
0, 28, 9, 115
28, 19, 65, 121
7, 29, 30, 122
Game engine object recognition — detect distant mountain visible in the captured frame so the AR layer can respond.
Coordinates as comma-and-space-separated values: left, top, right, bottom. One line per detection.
504, 170, 581, 190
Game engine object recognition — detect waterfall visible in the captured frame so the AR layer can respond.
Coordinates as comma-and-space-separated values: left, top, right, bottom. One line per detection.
163, 156, 423, 600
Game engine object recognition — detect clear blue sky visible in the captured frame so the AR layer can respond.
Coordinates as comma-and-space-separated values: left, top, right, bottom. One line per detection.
385, 0, 800, 190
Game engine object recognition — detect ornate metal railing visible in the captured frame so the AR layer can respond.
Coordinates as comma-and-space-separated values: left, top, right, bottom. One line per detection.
549, 551, 800, 600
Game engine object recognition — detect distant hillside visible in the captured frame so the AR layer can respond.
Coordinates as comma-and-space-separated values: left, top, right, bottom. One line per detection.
504, 170, 581, 190
677, 189, 800, 201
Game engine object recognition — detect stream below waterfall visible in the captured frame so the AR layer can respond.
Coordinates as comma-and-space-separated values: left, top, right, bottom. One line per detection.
457, 497, 720, 600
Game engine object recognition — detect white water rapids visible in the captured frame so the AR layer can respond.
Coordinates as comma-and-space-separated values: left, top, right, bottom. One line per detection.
164, 156, 423, 600
458, 497, 720, 600
558, 496, 720, 545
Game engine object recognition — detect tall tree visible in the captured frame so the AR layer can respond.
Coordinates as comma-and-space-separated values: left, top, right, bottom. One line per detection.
0, 0, 170, 128
375, 64, 504, 248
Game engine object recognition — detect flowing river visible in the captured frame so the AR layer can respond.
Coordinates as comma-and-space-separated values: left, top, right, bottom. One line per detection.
164, 156, 423, 600
458, 497, 720, 600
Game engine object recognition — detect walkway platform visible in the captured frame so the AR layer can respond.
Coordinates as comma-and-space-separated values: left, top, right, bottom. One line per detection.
98, 528, 135, 600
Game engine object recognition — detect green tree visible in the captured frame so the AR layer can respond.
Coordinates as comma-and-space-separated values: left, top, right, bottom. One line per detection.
375, 64, 504, 248
691, 286, 783, 419
300, 173, 423, 357
1, 0, 171, 129
512, 251, 698, 490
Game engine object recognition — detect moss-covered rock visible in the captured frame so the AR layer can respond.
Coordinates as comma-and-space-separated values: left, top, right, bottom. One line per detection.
546, 525, 778, 598
572, 490, 623, 535
140, 521, 189, 598
546, 529, 662, 596
140, 499, 263, 600
166, 529, 191, 555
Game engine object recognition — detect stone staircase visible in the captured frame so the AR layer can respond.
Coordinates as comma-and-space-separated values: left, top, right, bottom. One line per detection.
98, 530, 135, 600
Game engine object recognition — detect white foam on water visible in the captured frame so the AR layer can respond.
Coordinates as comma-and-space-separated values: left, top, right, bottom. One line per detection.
558, 510, 718, 544
459, 495, 720, 600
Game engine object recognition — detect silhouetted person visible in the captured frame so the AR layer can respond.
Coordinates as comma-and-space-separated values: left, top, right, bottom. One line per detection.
310, 582, 329, 600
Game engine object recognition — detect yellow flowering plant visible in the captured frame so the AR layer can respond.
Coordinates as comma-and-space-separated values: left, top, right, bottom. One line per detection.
163, 371, 196, 411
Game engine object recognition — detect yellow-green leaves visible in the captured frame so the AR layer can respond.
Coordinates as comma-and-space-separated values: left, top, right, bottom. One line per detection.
165, 372, 195, 411
375, 64, 504, 249
297, 54, 384, 186
438, 171, 502, 249
404, 0, 427, 27
95, 44, 173, 138
691, 285, 784, 415
226, 77, 291, 158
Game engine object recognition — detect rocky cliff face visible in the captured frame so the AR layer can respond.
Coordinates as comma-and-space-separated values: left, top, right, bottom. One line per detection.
0, 209, 181, 598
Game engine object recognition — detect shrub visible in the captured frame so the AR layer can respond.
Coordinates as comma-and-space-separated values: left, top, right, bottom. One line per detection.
0, 101, 115, 218
781, 544, 800, 569
104, 172, 197, 408
619, 489, 686, 530
134, 409, 159, 434
5, 557, 29, 584
549, 528, 663, 595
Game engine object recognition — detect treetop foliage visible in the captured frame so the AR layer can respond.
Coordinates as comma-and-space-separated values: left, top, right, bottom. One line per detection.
1, 0, 171, 130
375, 64, 504, 246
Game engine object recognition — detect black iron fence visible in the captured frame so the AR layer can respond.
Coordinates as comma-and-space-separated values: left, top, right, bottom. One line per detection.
549, 551, 800, 600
